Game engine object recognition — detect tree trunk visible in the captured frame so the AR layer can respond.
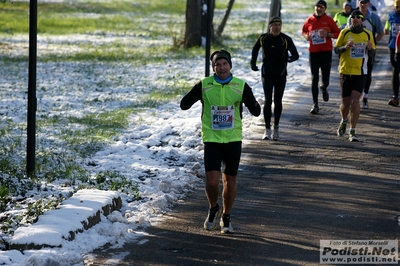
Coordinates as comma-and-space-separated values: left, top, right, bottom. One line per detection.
184, 0, 202, 48
216, 0, 234, 38
267, 0, 281, 33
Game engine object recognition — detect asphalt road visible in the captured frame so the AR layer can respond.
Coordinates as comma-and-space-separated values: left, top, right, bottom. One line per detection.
86, 36, 400, 266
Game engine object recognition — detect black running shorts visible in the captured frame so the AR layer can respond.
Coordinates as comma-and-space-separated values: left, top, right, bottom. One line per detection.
340, 74, 366, 98
204, 141, 242, 176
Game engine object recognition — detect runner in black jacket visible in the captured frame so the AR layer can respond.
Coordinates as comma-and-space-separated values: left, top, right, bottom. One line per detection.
251, 16, 299, 140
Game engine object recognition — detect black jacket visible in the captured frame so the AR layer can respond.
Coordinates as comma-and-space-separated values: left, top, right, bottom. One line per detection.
251, 32, 299, 76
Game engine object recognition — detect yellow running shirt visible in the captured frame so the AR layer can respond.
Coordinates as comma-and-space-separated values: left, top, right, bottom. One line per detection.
335, 28, 375, 75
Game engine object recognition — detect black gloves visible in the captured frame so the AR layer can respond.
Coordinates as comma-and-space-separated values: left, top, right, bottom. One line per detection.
250, 61, 259, 71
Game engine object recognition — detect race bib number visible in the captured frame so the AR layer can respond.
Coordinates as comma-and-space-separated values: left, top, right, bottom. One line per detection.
391, 23, 400, 37
211, 106, 234, 130
350, 42, 366, 58
311, 30, 326, 45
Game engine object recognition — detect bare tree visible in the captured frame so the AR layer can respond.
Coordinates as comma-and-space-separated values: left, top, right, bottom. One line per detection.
184, 0, 202, 48
184, 0, 239, 48
215, 0, 235, 38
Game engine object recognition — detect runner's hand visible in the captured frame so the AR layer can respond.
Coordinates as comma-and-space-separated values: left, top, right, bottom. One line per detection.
366, 41, 372, 50
251, 63, 259, 71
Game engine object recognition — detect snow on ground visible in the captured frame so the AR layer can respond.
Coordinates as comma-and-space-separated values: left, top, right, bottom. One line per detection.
0, 0, 391, 265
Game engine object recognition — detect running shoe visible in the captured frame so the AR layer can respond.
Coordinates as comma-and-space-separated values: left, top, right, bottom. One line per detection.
349, 130, 359, 142
320, 85, 329, 102
363, 98, 369, 109
388, 98, 399, 107
220, 215, 234, 234
337, 120, 347, 137
262, 129, 271, 140
310, 104, 319, 115
204, 205, 222, 230
273, 128, 279, 141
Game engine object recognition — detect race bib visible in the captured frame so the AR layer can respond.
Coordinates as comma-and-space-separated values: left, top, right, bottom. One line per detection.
391, 23, 400, 36
311, 30, 326, 45
350, 42, 366, 58
211, 106, 234, 130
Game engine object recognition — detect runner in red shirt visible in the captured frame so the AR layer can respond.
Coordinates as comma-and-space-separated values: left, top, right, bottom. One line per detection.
302, 0, 340, 114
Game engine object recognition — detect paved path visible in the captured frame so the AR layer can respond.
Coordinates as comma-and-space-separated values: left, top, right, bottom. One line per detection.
86, 37, 400, 266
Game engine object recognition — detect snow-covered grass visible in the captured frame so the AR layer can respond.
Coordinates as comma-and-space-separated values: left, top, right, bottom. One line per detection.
0, 0, 388, 264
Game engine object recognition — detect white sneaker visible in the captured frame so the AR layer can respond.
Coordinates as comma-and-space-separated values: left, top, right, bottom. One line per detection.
262, 129, 271, 140
220, 216, 234, 234
273, 128, 279, 140
204, 207, 222, 230
349, 131, 359, 142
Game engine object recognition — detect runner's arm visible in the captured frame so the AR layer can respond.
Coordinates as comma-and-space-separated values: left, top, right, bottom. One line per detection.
302, 19, 310, 41
250, 35, 263, 70
180, 82, 202, 110
287, 37, 299, 63
242, 83, 261, 117
330, 19, 341, 39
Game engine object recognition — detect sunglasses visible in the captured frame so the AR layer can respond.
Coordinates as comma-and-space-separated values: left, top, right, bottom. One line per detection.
316, 5, 325, 8
351, 15, 363, 19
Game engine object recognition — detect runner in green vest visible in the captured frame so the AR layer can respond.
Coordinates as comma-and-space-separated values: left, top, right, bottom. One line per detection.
180, 50, 261, 234
334, 1, 353, 30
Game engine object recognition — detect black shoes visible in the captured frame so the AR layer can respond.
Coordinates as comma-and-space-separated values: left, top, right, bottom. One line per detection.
320, 85, 329, 102
310, 104, 319, 115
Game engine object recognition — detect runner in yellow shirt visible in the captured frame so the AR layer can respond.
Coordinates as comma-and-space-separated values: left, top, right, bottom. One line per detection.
334, 10, 376, 141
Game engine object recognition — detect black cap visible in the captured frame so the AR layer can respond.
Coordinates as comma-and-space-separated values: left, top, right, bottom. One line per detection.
210, 50, 232, 68
269, 16, 282, 26
350, 10, 364, 18
315, 0, 327, 8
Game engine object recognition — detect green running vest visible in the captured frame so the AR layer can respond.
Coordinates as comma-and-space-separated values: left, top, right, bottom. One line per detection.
201, 76, 245, 143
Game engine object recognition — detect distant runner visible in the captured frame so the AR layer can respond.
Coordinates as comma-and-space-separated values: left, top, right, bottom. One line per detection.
302, 0, 340, 115
250, 16, 299, 141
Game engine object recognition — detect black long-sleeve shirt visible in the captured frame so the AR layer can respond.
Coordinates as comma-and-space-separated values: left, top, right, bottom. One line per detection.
251, 32, 299, 76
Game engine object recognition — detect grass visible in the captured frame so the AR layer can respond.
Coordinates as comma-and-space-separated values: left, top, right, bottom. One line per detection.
0, 0, 186, 34
0, 0, 343, 64
0, 0, 343, 37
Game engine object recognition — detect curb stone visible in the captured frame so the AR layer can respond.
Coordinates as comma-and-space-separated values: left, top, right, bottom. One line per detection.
10, 189, 122, 250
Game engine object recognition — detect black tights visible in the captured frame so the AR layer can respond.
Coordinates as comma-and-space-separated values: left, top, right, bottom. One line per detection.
363, 55, 374, 95
262, 74, 286, 129
390, 48, 400, 98
309, 51, 332, 104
